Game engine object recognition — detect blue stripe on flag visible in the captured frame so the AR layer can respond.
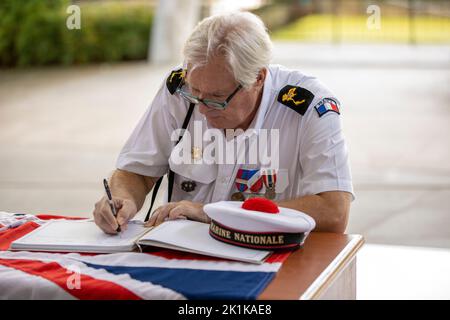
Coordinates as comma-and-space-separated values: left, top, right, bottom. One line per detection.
85, 263, 275, 300
317, 104, 327, 115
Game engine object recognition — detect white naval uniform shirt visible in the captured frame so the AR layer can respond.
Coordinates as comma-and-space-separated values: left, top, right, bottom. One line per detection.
116, 64, 354, 204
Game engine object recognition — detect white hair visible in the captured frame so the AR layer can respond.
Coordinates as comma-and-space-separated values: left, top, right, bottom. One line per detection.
183, 11, 273, 89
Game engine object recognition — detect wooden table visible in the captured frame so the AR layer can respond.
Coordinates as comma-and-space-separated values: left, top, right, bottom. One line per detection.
259, 233, 364, 300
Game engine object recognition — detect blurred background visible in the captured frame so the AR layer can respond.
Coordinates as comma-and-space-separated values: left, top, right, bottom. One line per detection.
0, 0, 449, 299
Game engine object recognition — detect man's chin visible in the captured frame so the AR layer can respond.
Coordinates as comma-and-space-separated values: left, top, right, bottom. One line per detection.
206, 117, 227, 129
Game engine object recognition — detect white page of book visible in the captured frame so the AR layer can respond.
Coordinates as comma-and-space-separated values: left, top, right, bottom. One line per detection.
13, 220, 150, 248
139, 219, 270, 262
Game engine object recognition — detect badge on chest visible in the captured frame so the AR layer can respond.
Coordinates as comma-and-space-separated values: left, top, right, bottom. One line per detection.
230, 168, 288, 201
181, 180, 197, 192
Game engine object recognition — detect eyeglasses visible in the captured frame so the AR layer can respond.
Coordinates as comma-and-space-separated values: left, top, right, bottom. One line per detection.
176, 84, 242, 110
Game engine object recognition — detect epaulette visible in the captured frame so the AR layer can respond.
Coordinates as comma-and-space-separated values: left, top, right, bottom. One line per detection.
277, 85, 315, 116
166, 68, 186, 95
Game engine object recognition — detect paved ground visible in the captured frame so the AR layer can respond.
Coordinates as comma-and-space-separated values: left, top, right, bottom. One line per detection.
358, 243, 450, 299
1, 43, 449, 249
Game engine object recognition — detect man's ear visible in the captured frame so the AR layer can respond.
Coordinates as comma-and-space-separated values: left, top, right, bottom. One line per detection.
256, 68, 267, 87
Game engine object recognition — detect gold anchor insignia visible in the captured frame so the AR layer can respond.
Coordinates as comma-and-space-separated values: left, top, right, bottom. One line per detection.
191, 146, 202, 161
282, 88, 305, 106
169, 70, 186, 83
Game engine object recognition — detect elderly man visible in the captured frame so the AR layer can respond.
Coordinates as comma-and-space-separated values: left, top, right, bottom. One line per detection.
93, 12, 354, 235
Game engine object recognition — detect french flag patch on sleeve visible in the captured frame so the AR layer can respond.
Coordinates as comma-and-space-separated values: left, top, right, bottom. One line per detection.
314, 98, 340, 117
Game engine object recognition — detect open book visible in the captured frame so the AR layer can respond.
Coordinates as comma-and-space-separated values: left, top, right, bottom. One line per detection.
10, 219, 271, 264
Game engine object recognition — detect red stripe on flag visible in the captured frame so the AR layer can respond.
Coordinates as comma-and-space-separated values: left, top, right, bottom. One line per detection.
0, 222, 40, 251
36, 214, 86, 221
0, 258, 141, 300
330, 102, 339, 112
265, 251, 292, 263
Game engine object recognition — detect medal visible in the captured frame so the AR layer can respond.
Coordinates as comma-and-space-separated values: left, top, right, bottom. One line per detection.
245, 193, 263, 200
262, 169, 277, 200
248, 172, 263, 193
234, 169, 250, 193
231, 192, 246, 201
264, 187, 276, 200
232, 168, 260, 201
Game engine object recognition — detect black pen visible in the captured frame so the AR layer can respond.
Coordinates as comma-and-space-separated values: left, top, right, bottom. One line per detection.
103, 178, 121, 232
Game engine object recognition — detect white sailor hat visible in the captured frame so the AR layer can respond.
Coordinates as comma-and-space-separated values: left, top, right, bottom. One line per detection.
203, 198, 316, 250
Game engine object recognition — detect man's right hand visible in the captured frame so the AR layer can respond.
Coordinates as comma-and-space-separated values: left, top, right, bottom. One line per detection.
93, 196, 138, 234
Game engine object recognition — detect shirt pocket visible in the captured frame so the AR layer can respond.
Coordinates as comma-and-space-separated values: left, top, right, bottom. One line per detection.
169, 158, 218, 202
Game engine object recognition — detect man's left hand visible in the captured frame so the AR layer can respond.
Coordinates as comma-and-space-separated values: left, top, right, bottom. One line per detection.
145, 200, 210, 227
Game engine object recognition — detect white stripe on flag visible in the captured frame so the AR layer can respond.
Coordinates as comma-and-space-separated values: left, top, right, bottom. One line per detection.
71, 252, 283, 272
0, 264, 76, 300
1, 250, 282, 272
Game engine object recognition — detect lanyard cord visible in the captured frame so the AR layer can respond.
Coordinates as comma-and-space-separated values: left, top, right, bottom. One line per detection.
144, 103, 196, 222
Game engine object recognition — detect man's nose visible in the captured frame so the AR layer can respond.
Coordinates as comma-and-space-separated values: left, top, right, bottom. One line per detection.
197, 92, 205, 100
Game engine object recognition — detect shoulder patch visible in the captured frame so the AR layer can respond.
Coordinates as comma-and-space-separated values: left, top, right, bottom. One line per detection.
277, 85, 315, 116
314, 98, 340, 117
166, 68, 186, 95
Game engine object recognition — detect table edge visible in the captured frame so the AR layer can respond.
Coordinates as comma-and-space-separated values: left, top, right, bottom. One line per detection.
299, 234, 365, 300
